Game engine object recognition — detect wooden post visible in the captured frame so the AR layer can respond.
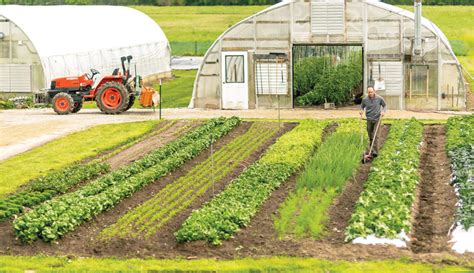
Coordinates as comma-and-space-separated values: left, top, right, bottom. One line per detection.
159, 79, 162, 120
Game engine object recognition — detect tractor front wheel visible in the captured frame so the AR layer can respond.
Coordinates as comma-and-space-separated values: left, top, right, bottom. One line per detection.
95, 82, 129, 114
52, 93, 74, 115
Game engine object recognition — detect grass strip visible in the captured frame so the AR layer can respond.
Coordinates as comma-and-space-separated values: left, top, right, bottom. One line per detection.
0, 255, 471, 272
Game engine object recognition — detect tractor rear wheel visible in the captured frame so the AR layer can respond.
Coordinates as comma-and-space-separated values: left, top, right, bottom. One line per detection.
124, 94, 135, 111
72, 102, 83, 113
52, 93, 74, 115
95, 81, 129, 114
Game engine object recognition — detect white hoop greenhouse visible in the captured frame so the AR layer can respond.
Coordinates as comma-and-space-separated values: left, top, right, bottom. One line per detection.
190, 0, 466, 111
0, 5, 171, 95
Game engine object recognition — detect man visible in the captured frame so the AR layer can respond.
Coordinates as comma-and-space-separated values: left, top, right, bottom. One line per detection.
359, 86, 386, 157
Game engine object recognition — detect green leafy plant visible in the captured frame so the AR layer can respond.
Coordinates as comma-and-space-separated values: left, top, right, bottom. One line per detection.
13, 117, 240, 243
446, 115, 474, 229
345, 119, 423, 241
0, 163, 109, 221
295, 53, 362, 106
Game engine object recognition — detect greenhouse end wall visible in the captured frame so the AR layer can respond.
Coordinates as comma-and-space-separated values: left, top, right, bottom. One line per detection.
0, 6, 172, 98
0, 16, 44, 96
191, 0, 466, 111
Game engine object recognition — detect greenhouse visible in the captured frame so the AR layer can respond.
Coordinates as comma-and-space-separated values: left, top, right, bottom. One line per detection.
0, 5, 171, 95
190, 0, 466, 111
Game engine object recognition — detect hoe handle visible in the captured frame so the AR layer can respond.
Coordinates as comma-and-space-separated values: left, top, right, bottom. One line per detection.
368, 117, 382, 156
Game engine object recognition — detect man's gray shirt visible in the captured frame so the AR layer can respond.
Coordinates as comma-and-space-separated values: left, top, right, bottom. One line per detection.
361, 95, 386, 121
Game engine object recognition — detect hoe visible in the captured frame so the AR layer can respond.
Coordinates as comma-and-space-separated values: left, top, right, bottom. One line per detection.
361, 117, 382, 164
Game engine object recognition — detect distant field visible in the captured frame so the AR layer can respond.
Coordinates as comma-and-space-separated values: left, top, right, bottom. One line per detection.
133, 6, 267, 56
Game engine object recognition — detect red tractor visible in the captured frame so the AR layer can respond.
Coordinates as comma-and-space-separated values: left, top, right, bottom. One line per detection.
47, 56, 140, 115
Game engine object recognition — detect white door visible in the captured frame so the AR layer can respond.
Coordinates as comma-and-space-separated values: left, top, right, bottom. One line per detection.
221, 52, 248, 109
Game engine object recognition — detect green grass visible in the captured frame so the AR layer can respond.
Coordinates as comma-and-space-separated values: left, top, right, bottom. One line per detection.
152, 70, 196, 108
132, 6, 267, 56
0, 256, 472, 272
132, 5, 266, 42
170, 41, 214, 56
0, 120, 160, 197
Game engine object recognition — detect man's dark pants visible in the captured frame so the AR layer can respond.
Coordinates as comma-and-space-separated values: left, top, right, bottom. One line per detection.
367, 119, 379, 155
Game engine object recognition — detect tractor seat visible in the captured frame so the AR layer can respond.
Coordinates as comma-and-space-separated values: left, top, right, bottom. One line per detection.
112, 68, 120, 75
92, 74, 105, 90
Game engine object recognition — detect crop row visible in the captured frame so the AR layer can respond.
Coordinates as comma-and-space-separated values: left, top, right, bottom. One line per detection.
274, 120, 366, 238
0, 163, 109, 221
345, 119, 423, 241
175, 120, 328, 245
446, 115, 474, 229
100, 122, 280, 239
13, 117, 241, 243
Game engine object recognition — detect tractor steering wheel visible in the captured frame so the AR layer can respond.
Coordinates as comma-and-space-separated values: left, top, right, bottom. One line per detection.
90, 68, 100, 76
87, 68, 100, 80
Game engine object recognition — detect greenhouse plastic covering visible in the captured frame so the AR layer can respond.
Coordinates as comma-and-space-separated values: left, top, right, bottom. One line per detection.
0, 5, 171, 87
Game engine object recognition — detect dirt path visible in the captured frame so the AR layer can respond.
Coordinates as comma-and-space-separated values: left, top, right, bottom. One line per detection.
105, 120, 199, 170
410, 125, 458, 253
324, 125, 390, 243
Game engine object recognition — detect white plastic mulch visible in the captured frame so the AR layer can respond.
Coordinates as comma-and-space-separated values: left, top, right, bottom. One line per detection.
449, 225, 474, 254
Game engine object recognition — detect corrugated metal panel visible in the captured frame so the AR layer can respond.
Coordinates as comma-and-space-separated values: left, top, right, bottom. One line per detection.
311, 0, 345, 35
372, 61, 403, 95
255, 62, 287, 95
0, 64, 31, 92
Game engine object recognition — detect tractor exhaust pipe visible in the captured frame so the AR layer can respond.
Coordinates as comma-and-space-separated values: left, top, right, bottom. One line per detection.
121, 56, 127, 76
126, 55, 133, 79
414, 0, 422, 56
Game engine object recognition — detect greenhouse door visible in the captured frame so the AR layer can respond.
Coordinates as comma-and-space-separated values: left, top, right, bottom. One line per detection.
221, 52, 248, 110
